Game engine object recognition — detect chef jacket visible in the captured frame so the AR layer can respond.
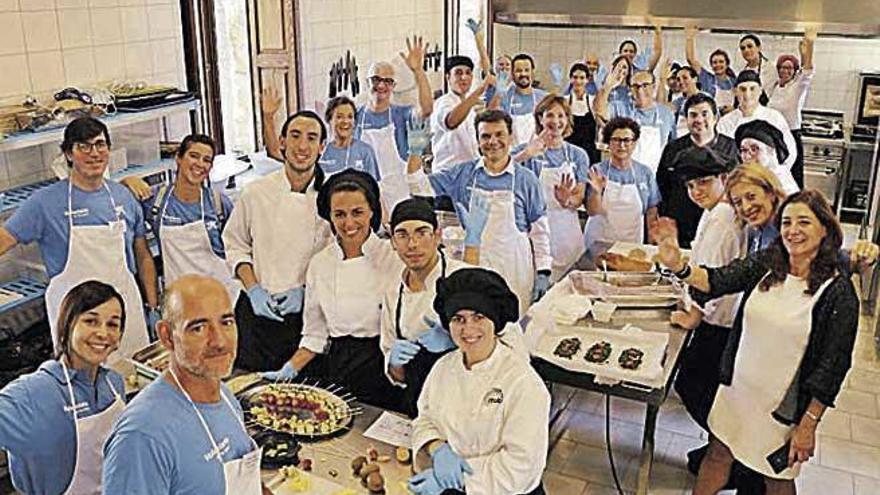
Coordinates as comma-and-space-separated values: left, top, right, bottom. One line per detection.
717, 105, 798, 170
222, 169, 332, 294
691, 203, 746, 327
318, 140, 382, 180
379, 256, 468, 385
412, 340, 550, 495
5, 179, 146, 278
0, 361, 124, 495
102, 379, 253, 494
768, 69, 815, 130
406, 158, 552, 271
430, 91, 481, 172
300, 234, 404, 354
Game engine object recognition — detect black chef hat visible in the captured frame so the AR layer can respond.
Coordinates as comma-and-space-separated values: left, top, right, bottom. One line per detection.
735, 69, 762, 87
433, 268, 519, 334
316, 169, 382, 233
675, 147, 730, 182
390, 197, 437, 232
445, 55, 474, 74
734, 120, 790, 165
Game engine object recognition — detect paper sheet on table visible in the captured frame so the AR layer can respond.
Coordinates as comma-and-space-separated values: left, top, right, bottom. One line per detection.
362, 411, 413, 448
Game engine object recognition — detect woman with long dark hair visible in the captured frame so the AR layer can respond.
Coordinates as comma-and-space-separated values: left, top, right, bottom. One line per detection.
657, 190, 859, 494
0, 281, 126, 494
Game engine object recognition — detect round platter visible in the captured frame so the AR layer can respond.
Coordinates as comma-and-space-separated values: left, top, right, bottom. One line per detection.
240, 382, 354, 440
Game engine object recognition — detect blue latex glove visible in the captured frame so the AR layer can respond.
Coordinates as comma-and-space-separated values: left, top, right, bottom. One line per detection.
389, 339, 421, 367
432, 443, 473, 490
496, 70, 510, 90
406, 115, 431, 157
146, 307, 161, 342
247, 285, 283, 322
532, 272, 552, 302
549, 63, 564, 87
465, 18, 482, 36
261, 362, 298, 382
274, 286, 305, 316
455, 192, 490, 247
407, 469, 444, 495
416, 317, 456, 353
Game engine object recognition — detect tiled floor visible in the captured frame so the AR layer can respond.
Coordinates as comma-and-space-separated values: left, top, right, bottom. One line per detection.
544, 308, 880, 494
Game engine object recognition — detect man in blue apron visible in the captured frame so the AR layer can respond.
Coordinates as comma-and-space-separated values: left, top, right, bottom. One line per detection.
0, 117, 155, 359
103, 275, 265, 494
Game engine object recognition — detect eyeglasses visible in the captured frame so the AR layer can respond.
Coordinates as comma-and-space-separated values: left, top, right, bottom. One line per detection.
609, 137, 636, 145
73, 141, 110, 153
392, 229, 434, 244
739, 144, 761, 155
630, 82, 653, 90
369, 76, 396, 87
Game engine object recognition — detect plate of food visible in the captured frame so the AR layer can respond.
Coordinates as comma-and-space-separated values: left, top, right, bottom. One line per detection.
240, 383, 355, 439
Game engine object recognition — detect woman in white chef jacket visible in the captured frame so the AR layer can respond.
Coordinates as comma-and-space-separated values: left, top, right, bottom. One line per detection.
269, 170, 405, 411
583, 117, 661, 251
735, 120, 799, 195
514, 94, 591, 280
737, 33, 777, 97
656, 190, 859, 493
0, 280, 126, 495
408, 268, 550, 495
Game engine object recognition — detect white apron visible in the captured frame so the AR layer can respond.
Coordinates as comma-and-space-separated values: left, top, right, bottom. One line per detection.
631, 108, 664, 173
168, 368, 262, 495
715, 88, 735, 110
538, 146, 584, 280
583, 166, 645, 247
45, 181, 149, 360
357, 108, 410, 212
509, 91, 537, 147
158, 187, 241, 303
471, 164, 535, 316
60, 360, 125, 495
709, 274, 834, 479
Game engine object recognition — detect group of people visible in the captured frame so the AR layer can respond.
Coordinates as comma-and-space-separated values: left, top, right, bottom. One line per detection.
0, 22, 868, 495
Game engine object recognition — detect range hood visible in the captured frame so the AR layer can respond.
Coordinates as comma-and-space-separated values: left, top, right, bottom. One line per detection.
491, 0, 880, 36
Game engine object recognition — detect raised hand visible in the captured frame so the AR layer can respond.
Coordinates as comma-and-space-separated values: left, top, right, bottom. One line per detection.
465, 18, 482, 36
261, 85, 282, 117
587, 167, 607, 193
549, 63, 564, 87
553, 173, 576, 208
684, 24, 698, 40
406, 114, 431, 156
400, 35, 427, 73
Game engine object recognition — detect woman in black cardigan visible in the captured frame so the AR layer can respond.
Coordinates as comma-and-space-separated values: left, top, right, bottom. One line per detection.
657, 189, 859, 495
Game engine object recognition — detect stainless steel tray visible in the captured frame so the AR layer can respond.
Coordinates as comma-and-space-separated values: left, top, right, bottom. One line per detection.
129, 341, 169, 380
568, 271, 681, 308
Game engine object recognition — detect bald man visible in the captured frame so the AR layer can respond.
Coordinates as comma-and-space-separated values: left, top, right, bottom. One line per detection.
103, 275, 268, 495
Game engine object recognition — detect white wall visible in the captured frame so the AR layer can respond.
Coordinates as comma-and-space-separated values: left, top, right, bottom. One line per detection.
494, 24, 880, 126
297, 0, 446, 110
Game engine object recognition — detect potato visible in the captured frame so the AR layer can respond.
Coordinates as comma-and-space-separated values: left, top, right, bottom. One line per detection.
366, 471, 384, 493
351, 456, 367, 476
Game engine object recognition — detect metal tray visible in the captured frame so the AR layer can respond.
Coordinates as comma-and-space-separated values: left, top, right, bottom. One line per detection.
240, 382, 355, 441
568, 271, 682, 308
129, 341, 169, 380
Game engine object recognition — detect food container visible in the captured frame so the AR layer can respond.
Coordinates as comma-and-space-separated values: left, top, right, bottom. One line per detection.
129, 341, 170, 380
568, 271, 682, 308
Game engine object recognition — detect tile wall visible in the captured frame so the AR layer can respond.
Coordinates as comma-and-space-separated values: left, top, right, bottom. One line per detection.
297, 0, 446, 111
494, 24, 880, 126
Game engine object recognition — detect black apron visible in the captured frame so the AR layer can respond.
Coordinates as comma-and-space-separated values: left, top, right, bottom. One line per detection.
234, 294, 304, 372
396, 250, 453, 418
564, 94, 600, 164
325, 335, 404, 412
441, 481, 546, 495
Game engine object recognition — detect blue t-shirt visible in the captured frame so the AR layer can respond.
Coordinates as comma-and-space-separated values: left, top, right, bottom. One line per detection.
427, 159, 546, 233
501, 87, 548, 116
512, 142, 591, 183
103, 378, 254, 495
607, 102, 677, 149
354, 104, 414, 161
143, 185, 233, 259
5, 179, 146, 278
586, 160, 661, 213
698, 68, 736, 99
0, 361, 124, 495
318, 140, 382, 181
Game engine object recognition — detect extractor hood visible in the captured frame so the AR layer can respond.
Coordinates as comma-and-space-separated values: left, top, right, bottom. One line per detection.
491, 0, 880, 36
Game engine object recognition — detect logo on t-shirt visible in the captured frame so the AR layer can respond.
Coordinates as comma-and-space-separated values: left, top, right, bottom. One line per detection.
203, 437, 231, 461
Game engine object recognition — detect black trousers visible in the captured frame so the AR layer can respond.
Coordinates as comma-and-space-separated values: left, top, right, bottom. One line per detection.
324, 335, 404, 412
441, 481, 545, 495
233, 293, 304, 372
791, 129, 804, 189
401, 347, 452, 418
674, 321, 730, 430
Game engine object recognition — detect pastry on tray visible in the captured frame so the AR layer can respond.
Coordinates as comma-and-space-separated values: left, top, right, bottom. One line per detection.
553, 337, 582, 359
618, 348, 645, 370
584, 341, 613, 363
595, 252, 653, 272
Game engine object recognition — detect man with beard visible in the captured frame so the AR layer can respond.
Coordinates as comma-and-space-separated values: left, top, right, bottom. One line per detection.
103, 275, 267, 494
499, 53, 547, 146
222, 111, 333, 372
657, 93, 738, 247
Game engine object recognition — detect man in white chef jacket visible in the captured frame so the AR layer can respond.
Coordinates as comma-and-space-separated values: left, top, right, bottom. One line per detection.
222, 110, 332, 372
430, 56, 495, 173
103, 275, 265, 495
